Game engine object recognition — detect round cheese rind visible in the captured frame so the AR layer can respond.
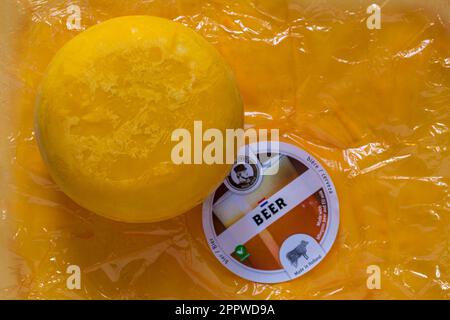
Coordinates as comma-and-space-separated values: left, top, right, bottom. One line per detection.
36, 16, 243, 223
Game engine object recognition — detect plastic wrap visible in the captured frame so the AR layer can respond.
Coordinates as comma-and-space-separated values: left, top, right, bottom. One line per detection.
0, 0, 449, 299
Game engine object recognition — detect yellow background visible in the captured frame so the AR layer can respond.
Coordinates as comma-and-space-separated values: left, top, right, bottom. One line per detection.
0, 0, 449, 299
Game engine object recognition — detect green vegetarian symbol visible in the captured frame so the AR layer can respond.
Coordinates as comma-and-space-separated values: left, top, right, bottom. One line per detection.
234, 245, 250, 261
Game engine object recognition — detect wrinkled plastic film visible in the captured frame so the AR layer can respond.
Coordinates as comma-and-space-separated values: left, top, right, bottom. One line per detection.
0, 0, 449, 299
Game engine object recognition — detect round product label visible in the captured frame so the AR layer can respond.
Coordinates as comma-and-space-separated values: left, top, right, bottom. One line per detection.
202, 142, 339, 283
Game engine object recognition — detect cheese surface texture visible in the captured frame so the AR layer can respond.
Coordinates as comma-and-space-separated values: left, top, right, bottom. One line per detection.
1, 0, 449, 299
35, 16, 243, 222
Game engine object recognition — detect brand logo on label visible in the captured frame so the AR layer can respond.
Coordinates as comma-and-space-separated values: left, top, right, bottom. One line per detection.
225, 156, 263, 194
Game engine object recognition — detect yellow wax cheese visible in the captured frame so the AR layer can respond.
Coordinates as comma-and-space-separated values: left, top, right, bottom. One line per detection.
35, 16, 243, 223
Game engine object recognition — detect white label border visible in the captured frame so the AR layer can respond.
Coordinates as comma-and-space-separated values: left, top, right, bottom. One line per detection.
202, 142, 340, 283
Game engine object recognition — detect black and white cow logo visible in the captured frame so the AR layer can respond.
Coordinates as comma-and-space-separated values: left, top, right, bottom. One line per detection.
286, 240, 309, 267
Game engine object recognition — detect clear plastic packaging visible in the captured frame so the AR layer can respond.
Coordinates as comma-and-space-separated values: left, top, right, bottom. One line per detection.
0, 0, 449, 299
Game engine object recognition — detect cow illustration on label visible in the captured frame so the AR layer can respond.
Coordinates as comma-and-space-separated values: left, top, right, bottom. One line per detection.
286, 241, 309, 267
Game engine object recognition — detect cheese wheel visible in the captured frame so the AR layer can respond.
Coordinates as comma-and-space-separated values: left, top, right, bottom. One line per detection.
35, 16, 243, 222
